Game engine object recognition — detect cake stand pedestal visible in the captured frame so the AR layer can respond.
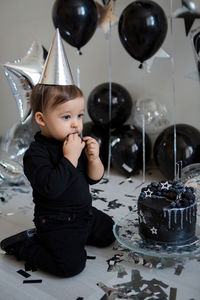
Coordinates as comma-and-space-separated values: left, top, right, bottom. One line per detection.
113, 209, 200, 259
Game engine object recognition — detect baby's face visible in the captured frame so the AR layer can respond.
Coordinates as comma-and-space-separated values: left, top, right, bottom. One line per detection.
41, 96, 85, 141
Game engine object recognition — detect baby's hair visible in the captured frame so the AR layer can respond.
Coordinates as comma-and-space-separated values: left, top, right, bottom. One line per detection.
30, 84, 83, 116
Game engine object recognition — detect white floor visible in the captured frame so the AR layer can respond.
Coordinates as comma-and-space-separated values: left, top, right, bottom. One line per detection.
0, 167, 200, 300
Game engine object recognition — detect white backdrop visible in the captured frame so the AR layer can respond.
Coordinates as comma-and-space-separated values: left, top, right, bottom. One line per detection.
0, 0, 199, 138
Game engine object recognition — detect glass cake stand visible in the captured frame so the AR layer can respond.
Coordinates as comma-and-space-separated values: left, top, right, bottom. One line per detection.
113, 209, 200, 259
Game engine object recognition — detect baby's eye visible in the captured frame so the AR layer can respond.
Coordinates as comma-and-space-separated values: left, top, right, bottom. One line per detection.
63, 115, 70, 120
78, 113, 84, 118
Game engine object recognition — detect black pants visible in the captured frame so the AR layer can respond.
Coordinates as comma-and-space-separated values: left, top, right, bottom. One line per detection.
19, 207, 115, 277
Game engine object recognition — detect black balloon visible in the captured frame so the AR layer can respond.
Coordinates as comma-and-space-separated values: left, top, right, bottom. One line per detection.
52, 0, 98, 51
194, 31, 200, 54
111, 125, 152, 176
83, 121, 109, 166
118, 0, 168, 63
154, 124, 200, 180
87, 82, 133, 128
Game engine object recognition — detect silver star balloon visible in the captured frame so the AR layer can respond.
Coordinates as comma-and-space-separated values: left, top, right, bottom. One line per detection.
173, 1, 200, 35
182, 0, 200, 14
0, 118, 39, 184
0, 42, 46, 184
0, 158, 24, 184
1, 118, 39, 162
2, 41, 47, 123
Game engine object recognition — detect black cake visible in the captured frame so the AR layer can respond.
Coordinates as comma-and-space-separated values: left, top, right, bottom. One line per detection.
138, 181, 197, 245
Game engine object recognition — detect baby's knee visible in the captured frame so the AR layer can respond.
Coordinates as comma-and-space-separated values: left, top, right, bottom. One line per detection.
56, 254, 87, 278
98, 231, 116, 248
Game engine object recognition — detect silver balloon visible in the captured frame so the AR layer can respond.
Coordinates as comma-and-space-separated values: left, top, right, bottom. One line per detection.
133, 98, 169, 135
2, 41, 47, 123
183, 0, 200, 13
0, 118, 39, 185
0, 118, 39, 184
0, 157, 24, 184
1, 118, 39, 162
3, 67, 32, 124
0, 42, 46, 184
173, 2, 200, 35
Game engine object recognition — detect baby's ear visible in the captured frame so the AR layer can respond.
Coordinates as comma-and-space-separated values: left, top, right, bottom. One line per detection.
35, 112, 46, 127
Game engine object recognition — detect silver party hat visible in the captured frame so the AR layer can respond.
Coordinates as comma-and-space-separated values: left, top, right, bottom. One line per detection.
39, 28, 74, 85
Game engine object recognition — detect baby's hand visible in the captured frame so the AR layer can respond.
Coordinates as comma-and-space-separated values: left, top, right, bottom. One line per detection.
63, 134, 85, 167
82, 136, 100, 162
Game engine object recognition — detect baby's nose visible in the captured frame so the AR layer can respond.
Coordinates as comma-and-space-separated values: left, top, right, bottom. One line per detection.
71, 121, 78, 128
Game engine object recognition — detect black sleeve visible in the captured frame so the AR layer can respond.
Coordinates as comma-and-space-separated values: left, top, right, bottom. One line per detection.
23, 143, 78, 199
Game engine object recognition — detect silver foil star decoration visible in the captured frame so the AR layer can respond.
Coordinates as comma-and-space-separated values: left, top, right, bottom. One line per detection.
143, 48, 170, 73
150, 227, 158, 235
2, 41, 47, 123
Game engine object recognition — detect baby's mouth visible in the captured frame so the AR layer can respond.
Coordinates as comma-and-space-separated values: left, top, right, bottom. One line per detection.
67, 131, 79, 137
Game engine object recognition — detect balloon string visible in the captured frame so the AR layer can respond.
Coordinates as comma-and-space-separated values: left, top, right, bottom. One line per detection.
77, 65, 80, 88
142, 100, 146, 183
76, 49, 81, 88
138, 68, 146, 184
106, 21, 112, 179
169, 0, 177, 180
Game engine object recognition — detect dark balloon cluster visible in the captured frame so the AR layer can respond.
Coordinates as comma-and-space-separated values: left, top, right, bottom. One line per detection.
51, 0, 168, 63
51, 1, 200, 179
86, 80, 152, 176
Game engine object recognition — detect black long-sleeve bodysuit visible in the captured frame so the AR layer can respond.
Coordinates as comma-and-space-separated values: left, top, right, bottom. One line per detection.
21, 131, 115, 277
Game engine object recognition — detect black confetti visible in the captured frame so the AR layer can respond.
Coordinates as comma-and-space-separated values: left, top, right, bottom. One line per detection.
169, 287, 177, 300
17, 269, 31, 278
23, 279, 42, 284
124, 194, 135, 198
108, 199, 125, 209
91, 188, 104, 194
100, 178, 109, 184
87, 255, 96, 260
127, 178, 133, 183
119, 181, 125, 185
174, 264, 184, 275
